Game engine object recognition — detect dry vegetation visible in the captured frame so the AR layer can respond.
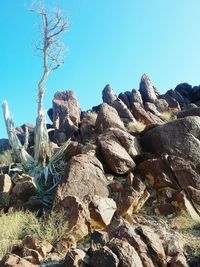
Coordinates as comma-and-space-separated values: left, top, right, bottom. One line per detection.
168, 214, 200, 259
127, 121, 146, 133
86, 111, 97, 126
0, 150, 13, 165
0, 210, 69, 259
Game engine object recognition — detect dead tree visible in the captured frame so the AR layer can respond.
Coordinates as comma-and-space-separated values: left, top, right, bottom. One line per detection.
2, 4, 70, 205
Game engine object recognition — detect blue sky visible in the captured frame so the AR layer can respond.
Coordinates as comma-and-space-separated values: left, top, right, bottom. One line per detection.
1, 0, 200, 138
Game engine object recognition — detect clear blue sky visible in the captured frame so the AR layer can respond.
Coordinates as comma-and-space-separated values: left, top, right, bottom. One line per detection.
1, 0, 200, 138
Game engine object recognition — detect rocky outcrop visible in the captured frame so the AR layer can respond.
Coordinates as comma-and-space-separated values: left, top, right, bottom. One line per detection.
52, 90, 81, 142
98, 128, 141, 174
139, 74, 158, 103
95, 103, 125, 131
0, 253, 34, 267
53, 154, 109, 205
0, 174, 12, 209
102, 84, 117, 104
141, 116, 200, 165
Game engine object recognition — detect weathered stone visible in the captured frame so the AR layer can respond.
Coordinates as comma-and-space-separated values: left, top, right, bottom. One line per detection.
56, 234, 76, 254
171, 191, 200, 221
131, 89, 143, 105
117, 175, 149, 216
107, 238, 143, 267
141, 116, 200, 166
79, 111, 97, 142
54, 154, 109, 204
169, 253, 189, 267
0, 253, 34, 267
118, 91, 131, 108
0, 139, 11, 154
11, 176, 37, 202
89, 196, 117, 229
64, 248, 89, 267
90, 246, 119, 267
111, 98, 136, 125
144, 102, 161, 116
139, 74, 158, 103
175, 83, 192, 100
102, 84, 117, 104
0, 174, 12, 208
132, 102, 162, 125
155, 98, 169, 112
98, 128, 141, 174
137, 158, 176, 189
52, 90, 81, 140
177, 107, 200, 118
90, 230, 109, 251
161, 94, 180, 109
95, 103, 125, 131
54, 195, 90, 241
166, 89, 188, 107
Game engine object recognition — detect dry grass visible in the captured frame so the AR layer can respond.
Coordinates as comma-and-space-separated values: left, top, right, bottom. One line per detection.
168, 214, 200, 258
86, 111, 97, 126
127, 121, 146, 133
158, 111, 173, 121
0, 150, 13, 165
0, 210, 69, 259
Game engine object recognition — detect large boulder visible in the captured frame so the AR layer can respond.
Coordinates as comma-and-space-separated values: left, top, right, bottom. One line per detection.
52, 90, 81, 141
139, 74, 158, 103
102, 84, 117, 104
95, 103, 125, 131
54, 196, 91, 241
98, 128, 141, 174
141, 116, 200, 166
111, 99, 136, 125
0, 253, 34, 267
130, 89, 143, 105
53, 154, 109, 205
177, 107, 200, 118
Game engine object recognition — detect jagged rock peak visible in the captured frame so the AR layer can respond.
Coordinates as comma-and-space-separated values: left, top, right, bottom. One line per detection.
139, 73, 158, 103
102, 84, 117, 104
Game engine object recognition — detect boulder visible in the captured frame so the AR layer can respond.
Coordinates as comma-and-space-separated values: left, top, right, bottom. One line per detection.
166, 89, 188, 107
102, 84, 117, 104
0, 139, 11, 154
177, 107, 200, 118
161, 94, 180, 109
54, 196, 90, 241
90, 246, 119, 267
52, 90, 81, 140
111, 98, 136, 125
169, 253, 189, 267
107, 238, 143, 267
118, 91, 131, 109
141, 116, 200, 166
130, 89, 143, 105
89, 196, 117, 229
11, 176, 37, 202
139, 74, 158, 103
0, 173, 12, 209
144, 102, 161, 117
95, 103, 125, 131
117, 175, 150, 216
132, 102, 162, 125
175, 83, 193, 101
53, 154, 109, 205
155, 98, 169, 112
137, 158, 176, 189
98, 128, 141, 174
0, 253, 34, 267
90, 230, 109, 251
64, 248, 90, 267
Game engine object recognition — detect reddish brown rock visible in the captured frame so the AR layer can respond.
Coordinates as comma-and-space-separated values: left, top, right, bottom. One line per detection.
98, 128, 141, 174
169, 253, 189, 267
52, 90, 81, 140
11, 176, 37, 202
90, 246, 119, 267
141, 116, 200, 166
111, 98, 136, 125
54, 154, 109, 204
139, 74, 158, 103
117, 176, 149, 216
107, 238, 143, 267
0, 253, 34, 267
54, 195, 91, 241
95, 103, 125, 131
131, 89, 143, 105
102, 84, 117, 104
118, 91, 131, 109
64, 248, 89, 267
137, 158, 176, 189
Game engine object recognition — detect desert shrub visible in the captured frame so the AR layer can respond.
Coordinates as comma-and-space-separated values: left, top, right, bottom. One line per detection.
0, 150, 13, 165
158, 111, 173, 121
127, 121, 146, 133
0, 209, 69, 258
86, 111, 97, 125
